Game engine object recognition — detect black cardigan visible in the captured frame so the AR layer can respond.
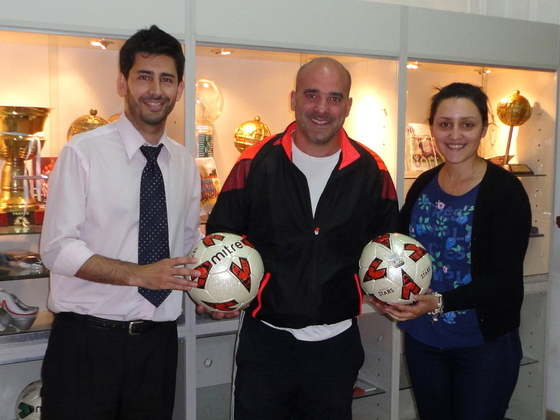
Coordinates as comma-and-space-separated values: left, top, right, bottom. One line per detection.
399, 162, 532, 342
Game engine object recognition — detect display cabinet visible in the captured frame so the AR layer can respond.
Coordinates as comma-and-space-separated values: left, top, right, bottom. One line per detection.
404, 60, 555, 419
192, 46, 402, 420
0, 1, 559, 419
191, 50, 556, 420
406, 61, 555, 275
0, 229, 48, 418
195, 46, 399, 197
0, 28, 188, 420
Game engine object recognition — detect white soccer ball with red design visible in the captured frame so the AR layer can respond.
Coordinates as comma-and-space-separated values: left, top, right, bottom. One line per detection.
358, 233, 432, 304
186, 232, 265, 312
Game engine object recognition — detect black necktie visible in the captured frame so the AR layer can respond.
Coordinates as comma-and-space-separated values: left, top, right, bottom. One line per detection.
138, 144, 171, 307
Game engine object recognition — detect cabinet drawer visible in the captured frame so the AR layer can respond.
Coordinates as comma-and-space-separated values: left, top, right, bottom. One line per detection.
196, 334, 236, 388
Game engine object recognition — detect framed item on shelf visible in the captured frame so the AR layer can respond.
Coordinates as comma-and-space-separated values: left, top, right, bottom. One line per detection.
405, 123, 442, 177
196, 157, 221, 223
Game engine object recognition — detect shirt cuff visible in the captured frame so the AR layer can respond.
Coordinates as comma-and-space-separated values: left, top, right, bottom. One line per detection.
51, 241, 96, 277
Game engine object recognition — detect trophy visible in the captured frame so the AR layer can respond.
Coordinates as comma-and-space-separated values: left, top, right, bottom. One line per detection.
496, 90, 533, 174
195, 78, 223, 157
0, 106, 50, 225
234, 116, 271, 153
67, 108, 107, 141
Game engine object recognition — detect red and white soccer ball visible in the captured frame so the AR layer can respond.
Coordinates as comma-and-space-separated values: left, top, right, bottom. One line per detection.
187, 232, 265, 312
358, 233, 432, 304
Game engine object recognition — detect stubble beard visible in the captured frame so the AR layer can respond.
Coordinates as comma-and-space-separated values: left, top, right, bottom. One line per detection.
298, 113, 340, 146
126, 90, 175, 128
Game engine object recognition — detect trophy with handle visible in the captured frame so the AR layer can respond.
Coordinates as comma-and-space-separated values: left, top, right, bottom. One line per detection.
0, 106, 50, 226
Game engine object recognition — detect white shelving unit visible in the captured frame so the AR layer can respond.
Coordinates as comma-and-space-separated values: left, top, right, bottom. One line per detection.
0, 2, 558, 419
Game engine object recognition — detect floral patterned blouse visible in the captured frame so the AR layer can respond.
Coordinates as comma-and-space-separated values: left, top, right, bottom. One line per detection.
399, 177, 485, 348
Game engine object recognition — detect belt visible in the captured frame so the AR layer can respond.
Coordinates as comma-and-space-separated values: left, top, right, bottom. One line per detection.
57, 312, 167, 335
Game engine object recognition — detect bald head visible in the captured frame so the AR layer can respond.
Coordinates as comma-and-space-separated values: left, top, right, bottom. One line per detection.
290, 57, 353, 156
295, 57, 352, 96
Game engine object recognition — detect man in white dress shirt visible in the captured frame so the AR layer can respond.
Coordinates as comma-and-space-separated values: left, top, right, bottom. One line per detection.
40, 25, 201, 420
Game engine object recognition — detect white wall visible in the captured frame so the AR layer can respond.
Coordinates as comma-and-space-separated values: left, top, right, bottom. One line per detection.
2, 0, 187, 38
363, 0, 560, 24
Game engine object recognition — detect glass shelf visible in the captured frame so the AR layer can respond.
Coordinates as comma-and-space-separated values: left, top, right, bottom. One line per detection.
0, 269, 49, 282
521, 356, 538, 366
516, 173, 546, 177
0, 225, 42, 236
0, 311, 53, 342
0, 312, 188, 343
353, 377, 385, 399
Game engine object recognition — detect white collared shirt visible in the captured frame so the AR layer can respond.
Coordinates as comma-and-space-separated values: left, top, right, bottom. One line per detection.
40, 115, 201, 322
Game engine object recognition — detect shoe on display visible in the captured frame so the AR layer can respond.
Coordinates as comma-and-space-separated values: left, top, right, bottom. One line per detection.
0, 289, 39, 332
0, 308, 11, 331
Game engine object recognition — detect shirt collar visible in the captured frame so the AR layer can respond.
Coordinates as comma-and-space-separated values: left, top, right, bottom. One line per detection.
115, 113, 171, 160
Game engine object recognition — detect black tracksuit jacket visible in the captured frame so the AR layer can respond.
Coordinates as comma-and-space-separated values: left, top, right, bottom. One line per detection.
207, 122, 399, 328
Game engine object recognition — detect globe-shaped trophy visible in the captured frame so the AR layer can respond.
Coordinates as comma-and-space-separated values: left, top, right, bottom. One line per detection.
195, 78, 223, 157
0, 106, 50, 225
496, 90, 533, 174
233, 116, 271, 153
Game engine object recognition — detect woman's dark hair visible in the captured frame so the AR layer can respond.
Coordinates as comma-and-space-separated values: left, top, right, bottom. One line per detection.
119, 25, 185, 82
428, 82, 490, 126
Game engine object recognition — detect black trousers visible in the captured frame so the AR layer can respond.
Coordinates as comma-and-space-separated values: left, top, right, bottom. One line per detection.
234, 315, 365, 420
41, 313, 178, 420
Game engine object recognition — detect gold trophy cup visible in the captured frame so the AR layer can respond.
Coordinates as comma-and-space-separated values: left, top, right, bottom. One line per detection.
0, 106, 50, 221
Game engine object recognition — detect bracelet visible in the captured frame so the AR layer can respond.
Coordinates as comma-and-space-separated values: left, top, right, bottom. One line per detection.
428, 292, 444, 323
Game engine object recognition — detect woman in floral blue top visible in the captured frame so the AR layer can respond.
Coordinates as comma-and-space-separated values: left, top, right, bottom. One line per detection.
375, 83, 531, 419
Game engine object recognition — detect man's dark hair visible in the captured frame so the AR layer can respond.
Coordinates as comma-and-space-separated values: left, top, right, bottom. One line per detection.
119, 25, 185, 82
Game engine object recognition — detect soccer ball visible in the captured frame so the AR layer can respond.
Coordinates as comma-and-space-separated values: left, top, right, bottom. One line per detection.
186, 232, 265, 312
15, 380, 42, 420
358, 233, 432, 304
